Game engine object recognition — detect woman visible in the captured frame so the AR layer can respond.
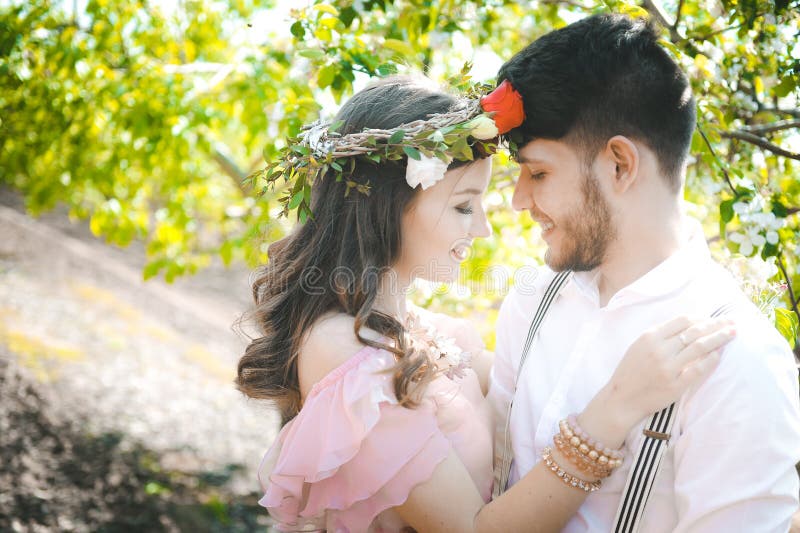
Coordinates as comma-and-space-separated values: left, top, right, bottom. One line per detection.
236, 76, 735, 532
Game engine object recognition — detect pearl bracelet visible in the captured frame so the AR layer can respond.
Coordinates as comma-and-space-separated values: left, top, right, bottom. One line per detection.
553, 433, 613, 478
542, 447, 602, 493
560, 414, 624, 469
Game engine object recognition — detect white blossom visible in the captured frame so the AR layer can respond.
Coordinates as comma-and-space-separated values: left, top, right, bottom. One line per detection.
405, 154, 448, 190
729, 227, 766, 256
767, 230, 780, 245
733, 201, 750, 215
464, 115, 499, 140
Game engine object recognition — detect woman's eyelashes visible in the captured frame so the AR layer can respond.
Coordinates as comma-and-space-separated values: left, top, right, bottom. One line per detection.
455, 203, 474, 215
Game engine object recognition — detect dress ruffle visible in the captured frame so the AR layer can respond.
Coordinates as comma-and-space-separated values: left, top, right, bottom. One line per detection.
258, 345, 451, 532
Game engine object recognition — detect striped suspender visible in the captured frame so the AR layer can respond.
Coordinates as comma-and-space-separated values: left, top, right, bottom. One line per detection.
612, 404, 676, 533
493, 270, 572, 498
612, 302, 735, 532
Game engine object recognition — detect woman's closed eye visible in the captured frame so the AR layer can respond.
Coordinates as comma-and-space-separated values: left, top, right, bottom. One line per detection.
455, 203, 474, 215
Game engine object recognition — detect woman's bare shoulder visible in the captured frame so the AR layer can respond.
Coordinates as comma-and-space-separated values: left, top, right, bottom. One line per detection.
298, 313, 383, 397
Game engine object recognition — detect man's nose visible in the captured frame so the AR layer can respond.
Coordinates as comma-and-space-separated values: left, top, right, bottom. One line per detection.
511, 172, 531, 212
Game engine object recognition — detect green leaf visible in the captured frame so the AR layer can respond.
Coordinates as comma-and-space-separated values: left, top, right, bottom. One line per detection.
220, 241, 233, 266
143, 260, 164, 281
290, 21, 305, 39
775, 308, 798, 349
317, 64, 337, 88
298, 48, 326, 60
402, 146, 421, 160
429, 129, 445, 143
388, 130, 405, 144
772, 200, 789, 218
313, 4, 339, 16
339, 6, 357, 27
761, 242, 779, 258
774, 76, 797, 98
376, 63, 397, 76
720, 199, 735, 223
292, 145, 311, 155
328, 120, 345, 134
289, 190, 304, 209
383, 39, 416, 57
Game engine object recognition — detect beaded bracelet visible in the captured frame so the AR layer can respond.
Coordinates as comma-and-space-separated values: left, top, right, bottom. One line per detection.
542, 447, 602, 493
559, 415, 624, 469
553, 433, 613, 478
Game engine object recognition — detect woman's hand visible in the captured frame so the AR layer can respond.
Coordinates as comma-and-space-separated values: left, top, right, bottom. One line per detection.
579, 316, 736, 449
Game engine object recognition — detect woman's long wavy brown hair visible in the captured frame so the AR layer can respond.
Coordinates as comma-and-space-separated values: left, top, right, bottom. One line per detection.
236, 76, 487, 424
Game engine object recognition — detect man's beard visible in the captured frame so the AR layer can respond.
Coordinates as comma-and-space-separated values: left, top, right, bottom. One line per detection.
545, 172, 616, 272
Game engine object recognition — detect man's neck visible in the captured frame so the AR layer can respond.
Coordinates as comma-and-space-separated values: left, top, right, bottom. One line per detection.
596, 213, 684, 307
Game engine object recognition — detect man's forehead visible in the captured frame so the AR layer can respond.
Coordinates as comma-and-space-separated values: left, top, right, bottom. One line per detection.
516, 139, 571, 164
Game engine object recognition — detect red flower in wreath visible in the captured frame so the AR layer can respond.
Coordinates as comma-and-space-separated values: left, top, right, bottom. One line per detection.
480, 80, 526, 134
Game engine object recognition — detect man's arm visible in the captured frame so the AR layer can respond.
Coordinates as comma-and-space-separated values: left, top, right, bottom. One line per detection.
672, 317, 800, 532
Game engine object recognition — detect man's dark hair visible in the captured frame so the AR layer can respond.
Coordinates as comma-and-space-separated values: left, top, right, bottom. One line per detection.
498, 14, 695, 190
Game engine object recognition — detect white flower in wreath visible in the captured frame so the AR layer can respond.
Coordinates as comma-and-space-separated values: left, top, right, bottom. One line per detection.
464, 115, 499, 140
406, 154, 449, 190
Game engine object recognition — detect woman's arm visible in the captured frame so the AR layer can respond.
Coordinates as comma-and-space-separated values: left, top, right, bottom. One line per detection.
396, 316, 736, 533
472, 349, 494, 395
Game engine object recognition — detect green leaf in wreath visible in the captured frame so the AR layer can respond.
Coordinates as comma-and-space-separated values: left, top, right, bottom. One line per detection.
403, 146, 421, 160
388, 130, 406, 144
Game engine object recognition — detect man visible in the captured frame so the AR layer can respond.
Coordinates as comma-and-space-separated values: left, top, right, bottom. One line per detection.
488, 13, 800, 532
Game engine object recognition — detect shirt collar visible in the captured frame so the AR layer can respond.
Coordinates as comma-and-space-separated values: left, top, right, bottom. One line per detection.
566, 217, 710, 308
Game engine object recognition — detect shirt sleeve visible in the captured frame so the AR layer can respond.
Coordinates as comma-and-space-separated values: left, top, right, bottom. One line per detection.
671, 311, 800, 532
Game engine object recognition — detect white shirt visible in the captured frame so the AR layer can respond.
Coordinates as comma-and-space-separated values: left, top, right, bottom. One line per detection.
488, 220, 800, 532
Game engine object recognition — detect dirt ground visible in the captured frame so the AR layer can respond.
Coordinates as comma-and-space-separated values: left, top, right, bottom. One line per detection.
0, 187, 280, 532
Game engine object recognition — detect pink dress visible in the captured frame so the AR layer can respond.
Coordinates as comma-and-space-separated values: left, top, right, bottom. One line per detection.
257, 312, 494, 532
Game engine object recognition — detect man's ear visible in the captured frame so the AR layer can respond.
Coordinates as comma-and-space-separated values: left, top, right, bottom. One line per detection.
604, 136, 639, 194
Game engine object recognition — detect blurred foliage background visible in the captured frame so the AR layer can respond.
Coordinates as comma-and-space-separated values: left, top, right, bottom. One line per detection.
2, 0, 799, 351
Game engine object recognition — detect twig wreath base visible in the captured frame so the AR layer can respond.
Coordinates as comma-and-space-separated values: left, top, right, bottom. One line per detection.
245, 98, 498, 222
245, 79, 527, 222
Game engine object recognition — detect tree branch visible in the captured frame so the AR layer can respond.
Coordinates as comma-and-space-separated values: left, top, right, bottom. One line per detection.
681, 10, 769, 43
641, 0, 683, 42
213, 145, 248, 194
539, 0, 593, 9
741, 119, 800, 135
719, 130, 800, 160
777, 251, 800, 327
759, 107, 800, 119
673, 0, 686, 30
697, 124, 736, 194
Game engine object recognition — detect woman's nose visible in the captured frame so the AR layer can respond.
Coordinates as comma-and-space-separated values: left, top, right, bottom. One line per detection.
473, 211, 492, 238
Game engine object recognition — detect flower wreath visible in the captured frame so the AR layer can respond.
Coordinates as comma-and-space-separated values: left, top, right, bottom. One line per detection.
247, 79, 525, 222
